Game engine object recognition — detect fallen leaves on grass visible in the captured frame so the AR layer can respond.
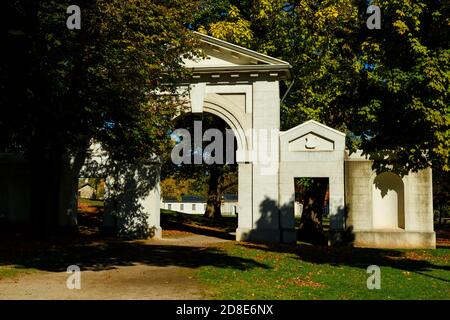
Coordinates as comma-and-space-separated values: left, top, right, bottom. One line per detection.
404, 251, 432, 261
437, 237, 450, 247
284, 273, 324, 288
287, 276, 324, 288
386, 251, 432, 262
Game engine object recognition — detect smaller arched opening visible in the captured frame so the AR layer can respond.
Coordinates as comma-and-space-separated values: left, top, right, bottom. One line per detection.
372, 172, 405, 229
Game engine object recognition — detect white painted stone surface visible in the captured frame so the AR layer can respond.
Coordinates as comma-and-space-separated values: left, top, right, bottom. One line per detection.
345, 151, 435, 248
372, 172, 405, 229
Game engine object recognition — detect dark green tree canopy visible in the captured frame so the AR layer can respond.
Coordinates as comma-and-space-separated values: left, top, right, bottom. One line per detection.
193, 0, 449, 174
1, 0, 200, 162
0, 0, 201, 233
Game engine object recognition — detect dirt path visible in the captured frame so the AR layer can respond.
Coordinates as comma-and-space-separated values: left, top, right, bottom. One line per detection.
0, 233, 231, 300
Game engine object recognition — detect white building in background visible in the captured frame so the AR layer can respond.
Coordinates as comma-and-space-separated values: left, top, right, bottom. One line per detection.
161, 194, 238, 215
221, 194, 238, 215
294, 202, 303, 217
78, 183, 96, 199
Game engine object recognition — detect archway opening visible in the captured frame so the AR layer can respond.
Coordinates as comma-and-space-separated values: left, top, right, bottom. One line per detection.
294, 177, 329, 245
160, 112, 238, 239
77, 177, 105, 234
372, 172, 405, 229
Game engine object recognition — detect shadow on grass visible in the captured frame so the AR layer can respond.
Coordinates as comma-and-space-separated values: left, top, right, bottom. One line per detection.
0, 208, 259, 273
0, 206, 249, 274
0, 237, 269, 273
160, 210, 236, 241
238, 242, 450, 283
77, 206, 104, 234
162, 220, 235, 240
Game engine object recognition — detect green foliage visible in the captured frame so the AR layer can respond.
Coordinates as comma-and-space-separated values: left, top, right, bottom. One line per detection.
193, 0, 450, 174
160, 176, 207, 201
1, 0, 200, 162
1, 0, 201, 232
294, 178, 315, 190
355, 0, 450, 174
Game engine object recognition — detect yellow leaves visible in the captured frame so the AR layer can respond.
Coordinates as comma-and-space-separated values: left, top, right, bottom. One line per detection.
286, 274, 324, 288
315, 6, 339, 19
312, 5, 341, 30
396, 10, 405, 17
253, 0, 275, 20
208, 21, 253, 47
352, 60, 363, 72
366, 42, 381, 53
325, 7, 339, 19
409, 37, 429, 56
228, 5, 240, 19
203, 5, 253, 47
197, 25, 207, 35
393, 20, 409, 35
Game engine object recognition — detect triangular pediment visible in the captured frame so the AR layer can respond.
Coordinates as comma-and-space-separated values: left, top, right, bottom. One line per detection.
183, 32, 292, 80
184, 43, 265, 68
288, 132, 335, 152
280, 120, 346, 152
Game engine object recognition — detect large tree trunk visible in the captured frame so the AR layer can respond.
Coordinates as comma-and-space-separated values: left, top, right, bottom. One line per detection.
204, 165, 223, 219
298, 180, 328, 244
29, 141, 62, 237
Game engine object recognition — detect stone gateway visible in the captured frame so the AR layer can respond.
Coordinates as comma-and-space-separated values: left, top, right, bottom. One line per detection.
0, 32, 436, 249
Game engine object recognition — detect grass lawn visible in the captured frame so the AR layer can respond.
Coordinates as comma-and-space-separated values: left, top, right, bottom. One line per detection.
0, 265, 37, 280
78, 198, 104, 207
196, 242, 450, 300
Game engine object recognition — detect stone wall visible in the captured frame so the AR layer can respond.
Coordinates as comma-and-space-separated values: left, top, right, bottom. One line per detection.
345, 151, 435, 249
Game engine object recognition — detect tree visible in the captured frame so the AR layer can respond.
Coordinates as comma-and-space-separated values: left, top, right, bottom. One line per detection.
1, 0, 199, 234
295, 178, 329, 245
352, 0, 450, 175
160, 176, 206, 201
194, 0, 449, 173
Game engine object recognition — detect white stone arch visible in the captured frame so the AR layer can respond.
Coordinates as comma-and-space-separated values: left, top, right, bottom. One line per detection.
370, 172, 405, 229
174, 93, 250, 161
202, 93, 249, 159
